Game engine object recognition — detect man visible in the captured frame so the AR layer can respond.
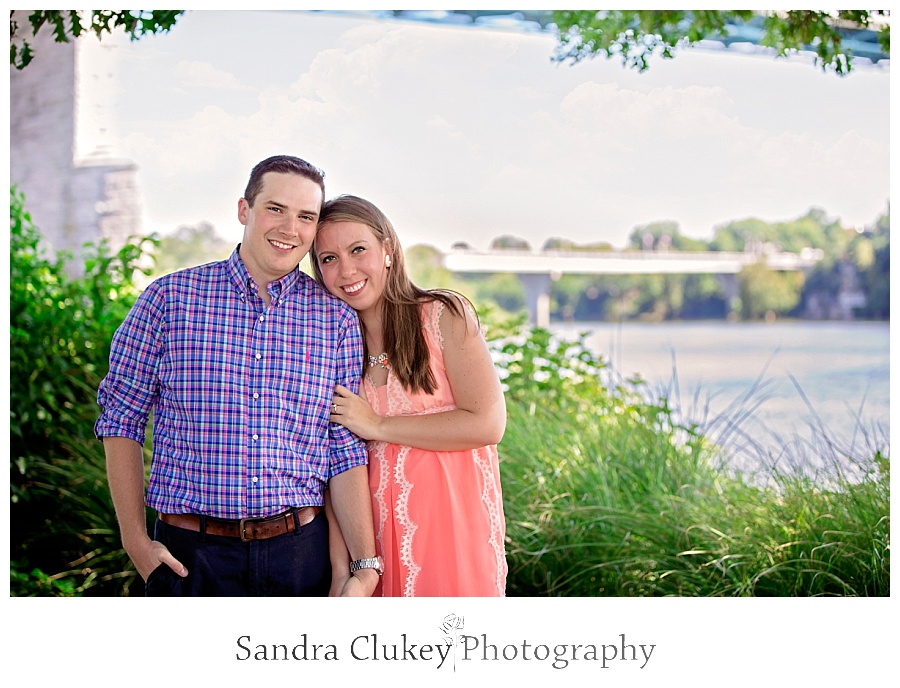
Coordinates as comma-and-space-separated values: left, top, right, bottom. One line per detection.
95, 155, 381, 596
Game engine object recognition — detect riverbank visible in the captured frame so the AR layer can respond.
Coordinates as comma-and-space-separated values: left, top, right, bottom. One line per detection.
494, 324, 890, 596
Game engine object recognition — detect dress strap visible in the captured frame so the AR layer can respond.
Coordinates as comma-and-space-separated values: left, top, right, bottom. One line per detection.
423, 298, 445, 350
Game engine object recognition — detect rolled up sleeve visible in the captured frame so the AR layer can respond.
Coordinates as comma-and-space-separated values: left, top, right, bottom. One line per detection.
94, 285, 165, 445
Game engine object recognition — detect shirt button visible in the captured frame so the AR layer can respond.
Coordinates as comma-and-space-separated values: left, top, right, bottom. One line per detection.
255, 353, 261, 360
252, 434, 259, 441
251, 476, 259, 484
252, 393, 259, 399
259, 315, 265, 322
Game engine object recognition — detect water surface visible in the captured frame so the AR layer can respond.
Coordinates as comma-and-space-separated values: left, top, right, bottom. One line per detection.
551, 320, 890, 466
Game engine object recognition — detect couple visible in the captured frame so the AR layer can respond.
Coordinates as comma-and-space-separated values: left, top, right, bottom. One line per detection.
94, 154, 508, 597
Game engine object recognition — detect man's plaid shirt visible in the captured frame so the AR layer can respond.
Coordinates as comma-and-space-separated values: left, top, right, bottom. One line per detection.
95, 248, 367, 519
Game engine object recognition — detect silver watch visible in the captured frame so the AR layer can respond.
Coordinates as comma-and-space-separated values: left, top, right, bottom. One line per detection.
350, 555, 384, 576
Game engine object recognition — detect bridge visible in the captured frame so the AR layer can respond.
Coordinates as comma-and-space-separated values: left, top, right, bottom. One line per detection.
442, 247, 824, 326
322, 10, 890, 66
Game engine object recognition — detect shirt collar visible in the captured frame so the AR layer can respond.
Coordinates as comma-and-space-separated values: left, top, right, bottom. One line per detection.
226, 244, 301, 301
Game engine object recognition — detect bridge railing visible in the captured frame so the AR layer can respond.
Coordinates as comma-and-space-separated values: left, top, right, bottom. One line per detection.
443, 247, 824, 274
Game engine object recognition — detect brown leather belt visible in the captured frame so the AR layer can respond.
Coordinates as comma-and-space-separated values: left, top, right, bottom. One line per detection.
159, 506, 321, 542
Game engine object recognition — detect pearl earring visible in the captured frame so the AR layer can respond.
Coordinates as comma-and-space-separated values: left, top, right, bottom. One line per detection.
385, 255, 392, 267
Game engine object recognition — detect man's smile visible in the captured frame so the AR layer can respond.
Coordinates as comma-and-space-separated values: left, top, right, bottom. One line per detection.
269, 238, 296, 251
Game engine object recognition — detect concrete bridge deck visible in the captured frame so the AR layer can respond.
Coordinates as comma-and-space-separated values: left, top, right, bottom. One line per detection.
443, 247, 824, 275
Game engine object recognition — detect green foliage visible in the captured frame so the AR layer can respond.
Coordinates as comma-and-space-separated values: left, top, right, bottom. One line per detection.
759, 10, 889, 75
709, 217, 771, 252
542, 237, 614, 252
150, 221, 233, 277
10, 186, 156, 595
405, 244, 525, 316
627, 221, 710, 252
490, 235, 532, 250
404, 244, 471, 294
10, 565, 82, 597
860, 213, 890, 319
462, 272, 527, 316
496, 327, 890, 596
553, 9, 743, 72
551, 10, 890, 75
549, 272, 728, 322
711, 208, 848, 255
494, 326, 612, 413
737, 259, 804, 320
10, 9, 184, 69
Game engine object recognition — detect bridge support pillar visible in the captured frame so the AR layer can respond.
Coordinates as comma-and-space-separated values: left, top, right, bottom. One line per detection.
519, 273, 552, 328
716, 273, 741, 320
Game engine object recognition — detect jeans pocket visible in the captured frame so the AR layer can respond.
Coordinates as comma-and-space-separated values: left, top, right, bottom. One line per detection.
145, 563, 183, 597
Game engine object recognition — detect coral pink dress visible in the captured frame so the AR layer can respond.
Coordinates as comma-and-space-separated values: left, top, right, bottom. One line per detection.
364, 299, 507, 597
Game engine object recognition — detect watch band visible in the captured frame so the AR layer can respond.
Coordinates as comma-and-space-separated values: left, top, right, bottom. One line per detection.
350, 556, 384, 575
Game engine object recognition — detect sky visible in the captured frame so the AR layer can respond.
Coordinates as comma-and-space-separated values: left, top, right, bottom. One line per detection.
75, 9, 891, 254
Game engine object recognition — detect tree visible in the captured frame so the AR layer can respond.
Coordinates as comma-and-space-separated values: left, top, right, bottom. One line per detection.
490, 235, 532, 251
542, 237, 614, 252
151, 222, 232, 277
10, 9, 184, 69
628, 221, 711, 252
737, 259, 804, 320
405, 243, 470, 293
849, 209, 889, 319
552, 10, 890, 75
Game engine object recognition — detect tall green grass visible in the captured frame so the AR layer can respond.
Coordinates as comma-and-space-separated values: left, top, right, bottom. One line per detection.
494, 325, 890, 596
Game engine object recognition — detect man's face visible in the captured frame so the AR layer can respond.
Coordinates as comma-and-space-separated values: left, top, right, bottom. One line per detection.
237, 171, 323, 286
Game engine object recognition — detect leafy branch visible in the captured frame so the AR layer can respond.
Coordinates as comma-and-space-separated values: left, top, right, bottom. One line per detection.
10, 9, 184, 69
552, 10, 890, 75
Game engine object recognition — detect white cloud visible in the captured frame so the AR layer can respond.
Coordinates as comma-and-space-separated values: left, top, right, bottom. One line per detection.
101, 12, 889, 249
175, 60, 246, 91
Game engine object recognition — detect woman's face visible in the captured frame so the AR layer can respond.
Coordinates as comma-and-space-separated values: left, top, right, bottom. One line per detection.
315, 220, 391, 316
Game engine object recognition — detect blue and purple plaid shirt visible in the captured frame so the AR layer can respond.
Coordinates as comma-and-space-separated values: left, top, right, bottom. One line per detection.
95, 247, 367, 519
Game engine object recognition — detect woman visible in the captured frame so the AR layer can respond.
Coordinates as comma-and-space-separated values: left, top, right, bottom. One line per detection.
313, 195, 508, 597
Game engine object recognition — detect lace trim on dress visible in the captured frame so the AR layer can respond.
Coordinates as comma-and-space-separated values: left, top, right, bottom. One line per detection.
425, 298, 445, 351
393, 445, 421, 597
371, 440, 390, 578
426, 295, 486, 350
472, 445, 508, 595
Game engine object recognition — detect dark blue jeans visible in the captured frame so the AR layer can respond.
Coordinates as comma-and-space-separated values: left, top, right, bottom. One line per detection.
145, 511, 331, 596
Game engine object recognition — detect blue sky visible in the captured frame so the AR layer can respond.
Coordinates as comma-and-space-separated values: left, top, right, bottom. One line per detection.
77, 9, 890, 252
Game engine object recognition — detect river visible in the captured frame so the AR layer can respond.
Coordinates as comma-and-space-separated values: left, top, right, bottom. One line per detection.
550, 320, 890, 471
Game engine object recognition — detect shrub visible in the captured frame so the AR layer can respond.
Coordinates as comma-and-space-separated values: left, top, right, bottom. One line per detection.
9, 186, 156, 595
